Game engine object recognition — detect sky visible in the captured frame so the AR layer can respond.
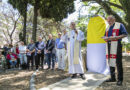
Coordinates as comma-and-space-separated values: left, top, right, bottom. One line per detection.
63, 0, 89, 24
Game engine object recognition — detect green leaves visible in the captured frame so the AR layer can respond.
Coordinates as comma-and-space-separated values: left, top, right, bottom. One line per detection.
39, 0, 75, 21
8, 0, 28, 16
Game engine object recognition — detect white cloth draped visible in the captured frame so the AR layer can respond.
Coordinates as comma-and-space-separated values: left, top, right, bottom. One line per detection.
87, 44, 110, 75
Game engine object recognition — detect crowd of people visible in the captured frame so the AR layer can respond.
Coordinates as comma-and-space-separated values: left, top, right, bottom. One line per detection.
0, 33, 67, 71
0, 22, 86, 80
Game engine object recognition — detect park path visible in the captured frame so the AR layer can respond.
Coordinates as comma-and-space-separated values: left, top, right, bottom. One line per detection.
39, 72, 109, 90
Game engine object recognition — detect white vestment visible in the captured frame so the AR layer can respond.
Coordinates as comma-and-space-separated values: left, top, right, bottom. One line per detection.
67, 30, 85, 74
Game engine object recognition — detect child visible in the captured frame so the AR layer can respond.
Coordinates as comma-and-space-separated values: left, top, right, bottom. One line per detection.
6, 51, 17, 68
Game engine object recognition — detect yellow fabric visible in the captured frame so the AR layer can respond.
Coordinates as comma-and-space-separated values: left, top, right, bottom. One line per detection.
73, 30, 80, 64
87, 16, 106, 44
64, 51, 87, 72
64, 50, 68, 71
67, 30, 80, 65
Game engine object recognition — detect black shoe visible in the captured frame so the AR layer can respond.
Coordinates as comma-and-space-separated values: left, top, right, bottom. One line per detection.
106, 78, 116, 82
117, 81, 122, 86
80, 74, 86, 80
71, 74, 77, 78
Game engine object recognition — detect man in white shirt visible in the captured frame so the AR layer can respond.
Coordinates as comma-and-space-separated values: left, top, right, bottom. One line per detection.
55, 32, 66, 71
19, 41, 27, 66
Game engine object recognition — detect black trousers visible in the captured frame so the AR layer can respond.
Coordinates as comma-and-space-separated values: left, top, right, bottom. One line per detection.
6, 59, 11, 69
108, 42, 123, 81
16, 58, 20, 68
27, 53, 34, 69
35, 53, 44, 69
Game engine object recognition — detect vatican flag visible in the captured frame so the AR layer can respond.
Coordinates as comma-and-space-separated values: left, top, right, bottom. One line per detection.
87, 16, 110, 75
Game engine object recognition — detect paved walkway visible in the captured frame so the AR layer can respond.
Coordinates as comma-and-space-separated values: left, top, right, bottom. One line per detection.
39, 72, 109, 90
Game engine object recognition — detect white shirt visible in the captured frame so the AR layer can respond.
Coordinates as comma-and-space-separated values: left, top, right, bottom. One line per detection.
61, 33, 68, 43
19, 45, 27, 54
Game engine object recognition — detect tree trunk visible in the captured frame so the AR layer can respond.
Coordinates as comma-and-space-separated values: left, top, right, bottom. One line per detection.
119, 0, 130, 34
10, 37, 13, 45
23, 2, 27, 45
32, 0, 38, 42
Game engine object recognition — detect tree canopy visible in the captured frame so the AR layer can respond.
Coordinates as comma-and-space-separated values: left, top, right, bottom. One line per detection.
39, 0, 75, 21
8, 0, 75, 42
82, 0, 130, 34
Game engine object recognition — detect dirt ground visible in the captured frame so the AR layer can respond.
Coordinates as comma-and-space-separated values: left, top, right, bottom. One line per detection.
35, 69, 69, 89
0, 70, 33, 90
96, 59, 130, 90
0, 68, 69, 90
0, 58, 130, 90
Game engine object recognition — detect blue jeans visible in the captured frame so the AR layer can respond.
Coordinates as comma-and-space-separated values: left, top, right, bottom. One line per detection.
9, 60, 17, 66
47, 53, 55, 69
19, 53, 27, 64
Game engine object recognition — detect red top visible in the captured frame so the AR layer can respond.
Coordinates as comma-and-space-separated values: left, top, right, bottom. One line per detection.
16, 47, 19, 54
6, 53, 17, 60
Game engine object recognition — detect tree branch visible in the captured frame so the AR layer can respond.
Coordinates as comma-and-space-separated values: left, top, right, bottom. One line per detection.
106, 1, 123, 10
82, 0, 126, 28
2, 29, 10, 44
10, 14, 20, 37
95, 7, 102, 15
98, 1, 124, 22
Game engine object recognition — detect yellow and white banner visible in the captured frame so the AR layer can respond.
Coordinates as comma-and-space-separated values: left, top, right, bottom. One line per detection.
87, 16, 110, 75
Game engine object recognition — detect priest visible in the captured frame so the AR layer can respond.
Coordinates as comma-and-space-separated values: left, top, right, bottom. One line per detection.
67, 22, 85, 80
104, 15, 128, 86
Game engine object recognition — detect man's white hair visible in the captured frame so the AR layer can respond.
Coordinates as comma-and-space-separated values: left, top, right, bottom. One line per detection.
107, 15, 115, 20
